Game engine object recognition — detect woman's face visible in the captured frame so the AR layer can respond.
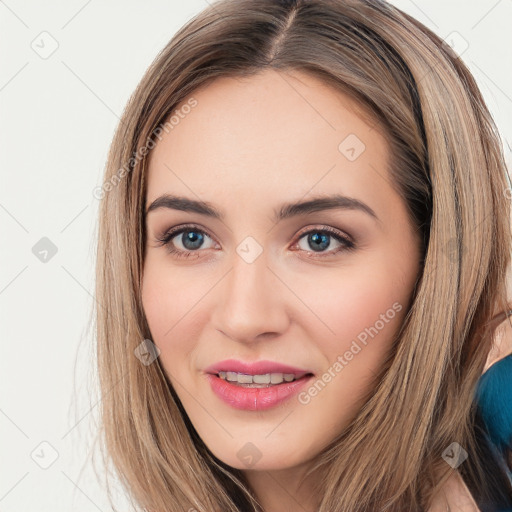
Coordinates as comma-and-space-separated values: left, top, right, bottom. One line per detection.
142, 69, 422, 472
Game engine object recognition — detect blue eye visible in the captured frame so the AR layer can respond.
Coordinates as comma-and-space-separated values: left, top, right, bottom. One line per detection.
156, 225, 215, 259
295, 229, 354, 254
155, 224, 355, 259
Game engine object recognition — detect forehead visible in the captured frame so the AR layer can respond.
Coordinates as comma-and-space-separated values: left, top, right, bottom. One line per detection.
145, 69, 397, 222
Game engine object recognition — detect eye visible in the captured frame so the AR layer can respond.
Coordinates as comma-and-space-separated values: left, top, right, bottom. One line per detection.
155, 224, 217, 259
292, 226, 355, 257
155, 224, 355, 260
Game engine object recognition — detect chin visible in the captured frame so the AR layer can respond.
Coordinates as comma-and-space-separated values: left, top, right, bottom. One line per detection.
207, 440, 310, 472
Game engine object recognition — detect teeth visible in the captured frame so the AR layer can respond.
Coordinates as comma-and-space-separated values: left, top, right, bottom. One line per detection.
218, 371, 298, 386
237, 373, 253, 384
253, 374, 270, 384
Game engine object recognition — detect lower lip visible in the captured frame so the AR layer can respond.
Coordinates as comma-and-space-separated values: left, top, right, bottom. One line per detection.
206, 373, 313, 411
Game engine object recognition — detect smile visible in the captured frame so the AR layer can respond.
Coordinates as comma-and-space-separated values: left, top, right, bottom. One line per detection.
206, 373, 314, 410
218, 371, 304, 386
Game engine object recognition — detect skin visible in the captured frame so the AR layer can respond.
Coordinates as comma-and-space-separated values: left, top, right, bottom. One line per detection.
429, 472, 481, 511
141, 68, 425, 511
484, 317, 512, 372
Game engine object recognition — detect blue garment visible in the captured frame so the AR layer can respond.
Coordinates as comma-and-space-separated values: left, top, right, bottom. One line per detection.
476, 354, 512, 454
475, 353, 512, 493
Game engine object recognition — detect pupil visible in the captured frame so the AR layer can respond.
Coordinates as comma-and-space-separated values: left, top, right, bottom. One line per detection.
309, 232, 329, 251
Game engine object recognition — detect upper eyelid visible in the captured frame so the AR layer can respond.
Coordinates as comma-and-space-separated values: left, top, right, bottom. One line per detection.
158, 224, 213, 242
159, 223, 352, 246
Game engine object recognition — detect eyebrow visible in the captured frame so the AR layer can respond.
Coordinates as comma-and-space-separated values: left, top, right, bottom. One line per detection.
145, 193, 379, 224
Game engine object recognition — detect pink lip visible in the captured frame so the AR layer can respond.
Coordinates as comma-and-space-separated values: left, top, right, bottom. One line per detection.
204, 359, 312, 378
205, 373, 313, 411
203, 359, 314, 411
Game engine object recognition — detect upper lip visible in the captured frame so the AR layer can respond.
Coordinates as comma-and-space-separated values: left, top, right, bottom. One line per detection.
204, 359, 313, 378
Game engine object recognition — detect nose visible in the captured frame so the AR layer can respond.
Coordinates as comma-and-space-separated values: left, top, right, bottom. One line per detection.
211, 249, 290, 344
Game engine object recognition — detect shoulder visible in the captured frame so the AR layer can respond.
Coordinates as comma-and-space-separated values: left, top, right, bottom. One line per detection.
427, 472, 481, 512
484, 314, 512, 373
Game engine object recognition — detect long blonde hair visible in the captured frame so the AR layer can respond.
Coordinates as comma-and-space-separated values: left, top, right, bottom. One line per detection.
94, 0, 512, 509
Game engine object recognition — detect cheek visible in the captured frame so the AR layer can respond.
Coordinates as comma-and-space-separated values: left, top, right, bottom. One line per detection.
141, 258, 212, 374
294, 257, 411, 407
299, 253, 414, 415
300, 258, 408, 350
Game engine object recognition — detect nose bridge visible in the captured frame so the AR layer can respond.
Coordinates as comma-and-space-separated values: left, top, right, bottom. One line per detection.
230, 248, 270, 302
212, 245, 287, 342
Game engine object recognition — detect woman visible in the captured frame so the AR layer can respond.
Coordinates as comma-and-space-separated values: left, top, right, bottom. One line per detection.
94, 0, 512, 510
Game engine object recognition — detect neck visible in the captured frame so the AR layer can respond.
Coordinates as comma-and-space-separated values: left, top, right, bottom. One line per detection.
243, 461, 320, 512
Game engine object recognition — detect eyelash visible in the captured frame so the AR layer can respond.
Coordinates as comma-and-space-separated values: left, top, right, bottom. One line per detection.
155, 223, 356, 260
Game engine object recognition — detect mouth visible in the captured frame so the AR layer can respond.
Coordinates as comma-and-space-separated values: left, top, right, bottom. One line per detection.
204, 359, 314, 386
215, 370, 313, 388
204, 359, 315, 411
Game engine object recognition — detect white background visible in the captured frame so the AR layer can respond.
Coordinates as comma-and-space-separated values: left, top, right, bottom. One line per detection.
1, 1, 511, 510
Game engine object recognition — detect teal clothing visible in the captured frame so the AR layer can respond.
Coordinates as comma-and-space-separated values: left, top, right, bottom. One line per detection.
475, 353, 512, 492
476, 354, 512, 453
